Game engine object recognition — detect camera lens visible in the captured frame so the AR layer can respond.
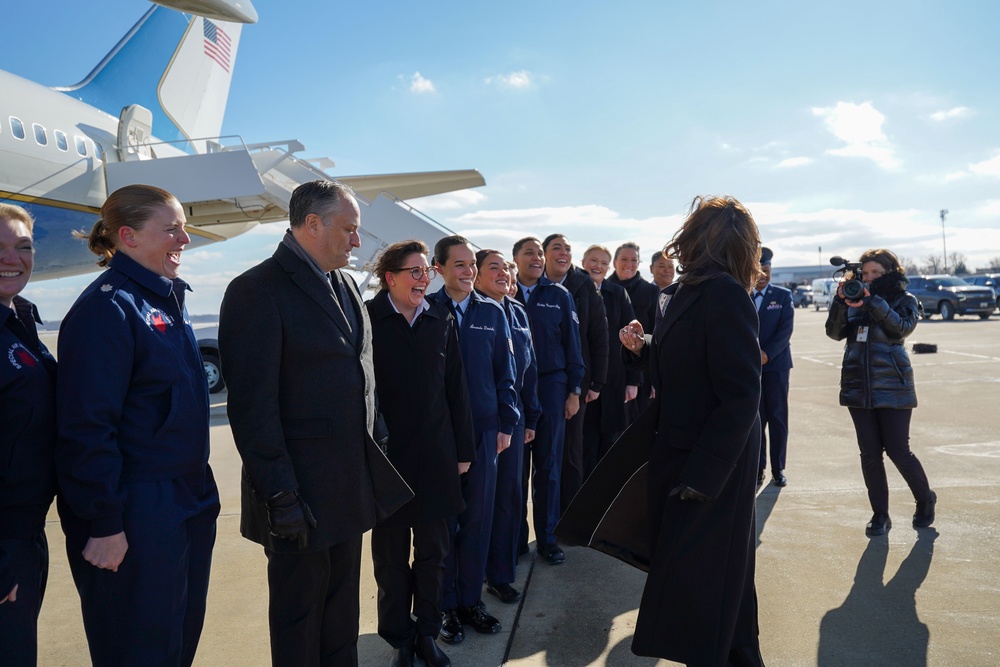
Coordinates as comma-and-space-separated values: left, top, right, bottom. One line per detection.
842, 279, 865, 300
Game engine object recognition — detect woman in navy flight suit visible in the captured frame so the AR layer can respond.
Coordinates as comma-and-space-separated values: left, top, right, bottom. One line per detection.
0, 203, 57, 666
56, 184, 219, 667
474, 249, 542, 605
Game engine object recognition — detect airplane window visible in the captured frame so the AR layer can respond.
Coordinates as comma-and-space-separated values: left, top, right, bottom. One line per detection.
94, 142, 104, 161
10, 117, 25, 140
33, 123, 48, 146
55, 130, 68, 152
75, 136, 87, 156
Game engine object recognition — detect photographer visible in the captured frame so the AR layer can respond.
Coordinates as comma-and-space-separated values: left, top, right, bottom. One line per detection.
824, 249, 936, 537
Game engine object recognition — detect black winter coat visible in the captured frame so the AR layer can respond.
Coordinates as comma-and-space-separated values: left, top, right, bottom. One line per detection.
825, 273, 918, 410
366, 291, 476, 526
624, 274, 763, 665
593, 280, 641, 434
562, 266, 609, 393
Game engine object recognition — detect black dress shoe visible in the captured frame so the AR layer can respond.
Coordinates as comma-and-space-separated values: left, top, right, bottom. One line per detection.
414, 635, 451, 667
756, 468, 765, 486
866, 513, 892, 537
439, 609, 464, 645
771, 470, 787, 487
486, 582, 521, 604
389, 643, 414, 667
537, 543, 565, 565
913, 490, 937, 528
457, 603, 501, 634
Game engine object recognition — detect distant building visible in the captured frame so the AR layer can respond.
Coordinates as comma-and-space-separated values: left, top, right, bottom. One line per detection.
770, 265, 838, 287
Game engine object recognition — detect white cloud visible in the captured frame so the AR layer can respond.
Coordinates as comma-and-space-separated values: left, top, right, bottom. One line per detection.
930, 106, 970, 121
409, 72, 436, 94
943, 171, 968, 183
775, 157, 813, 169
976, 200, 1000, 217
970, 153, 1000, 178
812, 101, 900, 169
411, 189, 487, 211
484, 70, 535, 89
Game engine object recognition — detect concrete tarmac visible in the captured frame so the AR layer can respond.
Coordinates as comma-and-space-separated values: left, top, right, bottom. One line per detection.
35, 308, 1000, 665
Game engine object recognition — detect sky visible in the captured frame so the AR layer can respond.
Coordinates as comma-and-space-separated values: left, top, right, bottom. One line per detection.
9, 0, 1000, 318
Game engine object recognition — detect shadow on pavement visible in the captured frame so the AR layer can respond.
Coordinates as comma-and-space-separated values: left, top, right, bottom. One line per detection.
817, 528, 938, 666
755, 484, 782, 549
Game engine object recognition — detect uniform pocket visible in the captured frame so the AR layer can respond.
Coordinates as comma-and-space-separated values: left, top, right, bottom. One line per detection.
152, 384, 181, 438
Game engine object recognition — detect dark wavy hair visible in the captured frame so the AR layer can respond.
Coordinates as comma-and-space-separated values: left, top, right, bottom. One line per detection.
858, 248, 905, 276
666, 195, 762, 289
371, 239, 429, 290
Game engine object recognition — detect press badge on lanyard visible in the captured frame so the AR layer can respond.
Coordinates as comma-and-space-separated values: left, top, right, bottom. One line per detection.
856, 326, 869, 342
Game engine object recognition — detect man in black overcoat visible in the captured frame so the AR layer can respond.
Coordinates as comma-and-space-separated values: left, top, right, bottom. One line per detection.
219, 180, 410, 667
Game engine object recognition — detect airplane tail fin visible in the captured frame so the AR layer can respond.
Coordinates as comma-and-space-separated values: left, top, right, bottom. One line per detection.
57, 6, 243, 151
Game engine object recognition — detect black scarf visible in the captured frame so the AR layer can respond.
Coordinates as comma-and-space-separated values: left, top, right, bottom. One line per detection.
868, 272, 907, 298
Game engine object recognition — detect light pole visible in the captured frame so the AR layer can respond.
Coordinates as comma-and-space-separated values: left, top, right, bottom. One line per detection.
940, 209, 949, 274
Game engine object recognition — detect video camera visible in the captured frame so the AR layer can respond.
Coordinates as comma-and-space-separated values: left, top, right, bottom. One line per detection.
829, 256, 866, 300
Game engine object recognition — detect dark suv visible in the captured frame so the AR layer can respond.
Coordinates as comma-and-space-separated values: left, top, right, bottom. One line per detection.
965, 274, 1000, 311
907, 275, 996, 320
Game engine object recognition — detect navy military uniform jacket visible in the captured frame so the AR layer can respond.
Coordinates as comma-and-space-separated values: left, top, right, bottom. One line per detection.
500, 295, 542, 430
515, 278, 585, 392
56, 252, 216, 537
428, 288, 519, 436
755, 283, 794, 374
0, 297, 57, 593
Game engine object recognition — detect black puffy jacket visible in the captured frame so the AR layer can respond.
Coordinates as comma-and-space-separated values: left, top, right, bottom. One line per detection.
825, 273, 918, 409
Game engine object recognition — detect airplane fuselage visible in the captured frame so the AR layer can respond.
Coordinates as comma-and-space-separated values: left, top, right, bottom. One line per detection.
0, 69, 225, 278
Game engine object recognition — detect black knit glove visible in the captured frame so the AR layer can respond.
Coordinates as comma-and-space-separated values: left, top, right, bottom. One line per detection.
266, 491, 317, 549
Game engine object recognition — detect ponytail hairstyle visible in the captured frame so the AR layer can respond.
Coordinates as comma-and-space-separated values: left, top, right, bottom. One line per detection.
74, 184, 178, 267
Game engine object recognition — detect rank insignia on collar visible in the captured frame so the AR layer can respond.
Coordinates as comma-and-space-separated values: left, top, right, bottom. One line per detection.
100, 284, 113, 292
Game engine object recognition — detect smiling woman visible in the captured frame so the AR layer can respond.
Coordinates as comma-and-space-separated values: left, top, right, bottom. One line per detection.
55, 184, 220, 665
0, 203, 58, 665
364, 238, 475, 666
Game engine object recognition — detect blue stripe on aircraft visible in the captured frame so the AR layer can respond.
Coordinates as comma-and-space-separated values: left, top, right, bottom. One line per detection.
61, 8, 190, 146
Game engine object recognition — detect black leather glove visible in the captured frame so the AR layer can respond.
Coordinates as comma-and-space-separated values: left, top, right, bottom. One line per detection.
669, 484, 710, 502
266, 491, 317, 549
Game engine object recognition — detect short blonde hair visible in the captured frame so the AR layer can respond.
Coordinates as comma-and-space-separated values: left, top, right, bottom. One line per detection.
0, 203, 34, 232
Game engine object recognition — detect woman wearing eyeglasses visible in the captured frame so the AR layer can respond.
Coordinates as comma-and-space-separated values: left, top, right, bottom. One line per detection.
365, 240, 476, 667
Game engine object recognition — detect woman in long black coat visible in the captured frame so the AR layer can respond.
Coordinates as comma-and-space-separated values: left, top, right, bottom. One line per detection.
620, 195, 765, 667
366, 240, 476, 667
580, 244, 641, 478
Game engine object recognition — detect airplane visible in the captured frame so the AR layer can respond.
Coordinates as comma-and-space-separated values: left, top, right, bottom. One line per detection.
0, 0, 485, 282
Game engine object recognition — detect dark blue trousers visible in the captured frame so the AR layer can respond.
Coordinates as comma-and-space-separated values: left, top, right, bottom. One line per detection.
443, 430, 498, 609
486, 417, 525, 586
62, 472, 219, 667
0, 531, 48, 667
758, 370, 790, 472
520, 373, 567, 548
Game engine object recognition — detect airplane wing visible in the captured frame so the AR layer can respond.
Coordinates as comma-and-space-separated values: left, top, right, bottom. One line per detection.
337, 169, 485, 202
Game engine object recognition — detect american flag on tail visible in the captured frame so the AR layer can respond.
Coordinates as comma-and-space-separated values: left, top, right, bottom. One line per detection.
203, 19, 231, 73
